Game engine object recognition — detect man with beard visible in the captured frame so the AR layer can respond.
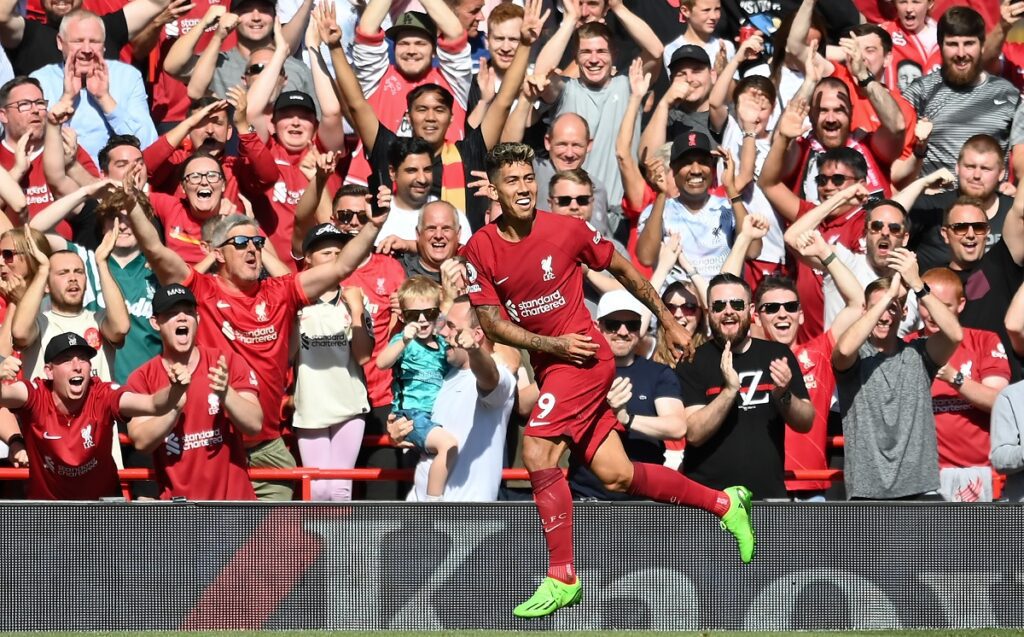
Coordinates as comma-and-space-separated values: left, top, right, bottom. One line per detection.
0, 332, 190, 500
463, 143, 752, 617
126, 284, 262, 501
678, 273, 814, 500
752, 233, 864, 501
31, 10, 158, 163
902, 6, 1022, 176
895, 136, 1015, 273
0, 76, 99, 227
832, 250, 963, 500
0, 0, 172, 76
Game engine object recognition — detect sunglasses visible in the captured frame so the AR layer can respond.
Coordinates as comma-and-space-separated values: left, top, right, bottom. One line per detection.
814, 173, 851, 188
0, 249, 21, 263
245, 63, 284, 76
401, 307, 440, 323
602, 318, 642, 333
334, 209, 369, 224
868, 220, 905, 235
711, 298, 746, 313
758, 300, 800, 315
219, 235, 267, 249
666, 301, 699, 313
552, 195, 592, 206
946, 221, 990, 236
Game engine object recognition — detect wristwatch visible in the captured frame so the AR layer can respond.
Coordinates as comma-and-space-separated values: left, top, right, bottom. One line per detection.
742, 130, 757, 139
951, 371, 965, 388
913, 283, 932, 299
857, 72, 877, 88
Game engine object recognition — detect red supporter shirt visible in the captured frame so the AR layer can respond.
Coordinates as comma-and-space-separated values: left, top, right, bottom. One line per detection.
150, 192, 214, 265
462, 211, 615, 372
15, 378, 128, 500
237, 134, 343, 271
910, 327, 1011, 469
143, 137, 244, 208
786, 331, 836, 492
792, 199, 865, 343
0, 141, 99, 238
342, 253, 406, 408
880, 20, 941, 90
127, 347, 257, 500
183, 268, 309, 444
791, 135, 892, 199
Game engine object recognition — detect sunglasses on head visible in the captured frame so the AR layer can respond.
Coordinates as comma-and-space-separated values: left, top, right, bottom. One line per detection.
334, 209, 369, 224
711, 298, 746, 313
0, 249, 21, 263
602, 318, 642, 333
868, 220, 905, 235
401, 307, 440, 323
946, 221, 990, 236
666, 301, 699, 313
219, 235, 267, 249
758, 300, 800, 315
245, 63, 284, 76
552, 195, 592, 206
814, 173, 851, 188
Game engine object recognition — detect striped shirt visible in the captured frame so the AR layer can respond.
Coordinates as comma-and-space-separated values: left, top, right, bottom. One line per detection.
902, 71, 1021, 174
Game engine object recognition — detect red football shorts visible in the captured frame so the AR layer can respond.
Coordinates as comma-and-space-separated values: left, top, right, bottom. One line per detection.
526, 356, 623, 463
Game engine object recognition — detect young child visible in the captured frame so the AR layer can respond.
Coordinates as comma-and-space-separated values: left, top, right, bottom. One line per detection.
376, 276, 459, 501
664, 0, 736, 74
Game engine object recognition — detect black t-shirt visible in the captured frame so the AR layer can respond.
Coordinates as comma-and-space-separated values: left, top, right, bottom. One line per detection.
718, 0, 859, 44
956, 239, 1024, 380
368, 125, 490, 234
678, 338, 808, 499
570, 356, 681, 500
909, 190, 1013, 273
400, 252, 441, 284
8, 12, 130, 76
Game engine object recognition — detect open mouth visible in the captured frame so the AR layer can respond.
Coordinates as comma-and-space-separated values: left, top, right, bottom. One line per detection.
69, 376, 85, 387
196, 187, 213, 201
430, 238, 448, 251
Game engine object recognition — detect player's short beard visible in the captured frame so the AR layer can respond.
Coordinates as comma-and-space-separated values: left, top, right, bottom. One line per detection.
711, 315, 751, 348
941, 55, 982, 88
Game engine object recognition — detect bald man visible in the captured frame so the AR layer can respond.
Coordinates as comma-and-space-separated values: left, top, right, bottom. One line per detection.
535, 112, 613, 238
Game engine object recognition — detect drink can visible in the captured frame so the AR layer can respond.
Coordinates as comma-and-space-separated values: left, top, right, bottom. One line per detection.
739, 25, 758, 44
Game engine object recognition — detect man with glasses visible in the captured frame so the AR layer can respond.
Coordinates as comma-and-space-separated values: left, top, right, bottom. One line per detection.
0, 76, 98, 222
119, 169, 392, 500
678, 273, 814, 500
568, 290, 686, 501
833, 252, 963, 500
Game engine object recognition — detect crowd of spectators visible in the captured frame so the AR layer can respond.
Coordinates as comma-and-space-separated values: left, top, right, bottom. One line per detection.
0, 0, 1023, 504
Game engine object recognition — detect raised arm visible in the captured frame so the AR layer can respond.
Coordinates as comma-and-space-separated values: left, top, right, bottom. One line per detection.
722, 215, 769, 276
130, 0, 192, 62
43, 101, 89, 200
783, 182, 868, 261
891, 167, 956, 212
122, 0, 174, 39
532, 0, 579, 82
357, 0, 391, 35
479, 0, 548, 148
795, 229, 865, 338
708, 36, 764, 129
298, 202, 386, 300
419, 0, 465, 41
1002, 173, 1024, 266
165, 5, 228, 78
186, 14, 237, 97
839, 32, 903, 136
9, 241, 48, 350
618, 58, 649, 209
0, 0, 25, 50
120, 164, 191, 285
306, 11, 345, 151
291, 152, 337, 256
29, 181, 113, 247
638, 81, 689, 162
832, 274, 901, 372
889, 248, 962, 365
245, 21, 290, 139
758, 96, 810, 222
323, 4, 381, 153
607, 0, 662, 76
93, 229, 131, 347
280, 0, 314, 55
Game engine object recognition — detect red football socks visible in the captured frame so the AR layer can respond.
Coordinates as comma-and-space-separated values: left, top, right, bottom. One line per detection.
627, 462, 730, 517
529, 468, 576, 584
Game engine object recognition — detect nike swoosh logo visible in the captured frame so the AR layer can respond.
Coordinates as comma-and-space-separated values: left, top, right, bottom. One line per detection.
43, 433, 62, 440
495, 276, 510, 285
543, 523, 563, 533
528, 420, 550, 427
995, 98, 1008, 105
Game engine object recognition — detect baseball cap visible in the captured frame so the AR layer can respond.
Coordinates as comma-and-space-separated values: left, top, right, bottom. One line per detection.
231, 0, 275, 12
273, 91, 316, 116
385, 11, 437, 45
151, 284, 198, 316
668, 44, 711, 72
670, 129, 714, 163
596, 290, 649, 321
303, 223, 350, 254
44, 332, 97, 364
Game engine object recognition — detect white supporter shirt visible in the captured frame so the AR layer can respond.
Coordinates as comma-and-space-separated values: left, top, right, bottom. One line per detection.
637, 195, 735, 277
408, 364, 516, 502
825, 244, 920, 337
720, 116, 785, 264
373, 201, 473, 246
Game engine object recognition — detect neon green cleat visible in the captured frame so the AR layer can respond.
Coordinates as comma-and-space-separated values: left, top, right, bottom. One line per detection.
513, 576, 583, 618
720, 485, 755, 563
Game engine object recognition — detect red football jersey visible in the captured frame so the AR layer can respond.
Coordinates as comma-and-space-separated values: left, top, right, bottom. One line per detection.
150, 193, 209, 266
342, 253, 405, 408
786, 331, 836, 492
15, 378, 127, 500
927, 327, 1011, 469
184, 268, 309, 443
127, 347, 257, 500
462, 211, 615, 371
0, 141, 99, 238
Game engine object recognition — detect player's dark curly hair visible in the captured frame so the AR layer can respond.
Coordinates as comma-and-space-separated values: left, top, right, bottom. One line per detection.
485, 143, 535, 182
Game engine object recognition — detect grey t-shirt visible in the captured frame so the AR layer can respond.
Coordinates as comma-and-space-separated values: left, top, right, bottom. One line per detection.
836, 338, 941, 499
555, 75, 637, 219
209, 49, 320, 116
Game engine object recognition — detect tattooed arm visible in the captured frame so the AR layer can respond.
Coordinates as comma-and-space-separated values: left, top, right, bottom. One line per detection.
476, 305, 599, 365
606, 251, 692, 362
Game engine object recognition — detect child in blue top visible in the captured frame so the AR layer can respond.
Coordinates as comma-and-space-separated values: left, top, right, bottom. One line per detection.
376, 276, 459, 500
